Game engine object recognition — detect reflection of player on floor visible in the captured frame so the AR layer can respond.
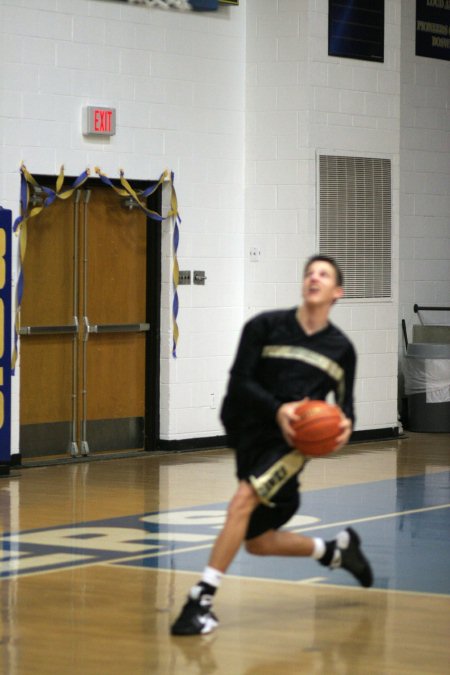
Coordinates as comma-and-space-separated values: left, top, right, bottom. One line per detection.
171, 255, 373, 636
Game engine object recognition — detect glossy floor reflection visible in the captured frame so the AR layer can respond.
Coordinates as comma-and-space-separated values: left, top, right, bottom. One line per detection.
0, 432, 449, 674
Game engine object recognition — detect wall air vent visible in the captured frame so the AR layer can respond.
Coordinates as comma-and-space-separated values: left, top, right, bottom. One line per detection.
318, 154, 392, 299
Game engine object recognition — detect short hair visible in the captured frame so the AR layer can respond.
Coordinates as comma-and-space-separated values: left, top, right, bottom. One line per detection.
304, 254, 344, 287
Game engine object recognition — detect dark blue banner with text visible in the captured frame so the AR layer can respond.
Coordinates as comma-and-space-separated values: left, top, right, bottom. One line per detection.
0, 209, 12, 462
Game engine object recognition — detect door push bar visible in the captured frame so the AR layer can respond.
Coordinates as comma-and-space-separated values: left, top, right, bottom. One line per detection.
19, 320, 79, 336
86, 322, 150, 334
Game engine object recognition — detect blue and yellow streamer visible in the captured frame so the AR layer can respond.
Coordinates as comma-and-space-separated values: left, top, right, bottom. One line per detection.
12, 165, 181, 368
12, 165, 90, 371
95, 168, 181, 357
172, 219, 180, 358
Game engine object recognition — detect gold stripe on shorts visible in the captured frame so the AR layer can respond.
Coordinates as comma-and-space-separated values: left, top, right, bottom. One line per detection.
249, 450, 307, 507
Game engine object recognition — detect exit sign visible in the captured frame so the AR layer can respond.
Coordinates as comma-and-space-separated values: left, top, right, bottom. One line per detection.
82, 106, 116, 136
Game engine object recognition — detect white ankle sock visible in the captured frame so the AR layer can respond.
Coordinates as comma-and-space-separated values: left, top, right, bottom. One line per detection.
312, 538, 326, 560
202, 566, 223, 589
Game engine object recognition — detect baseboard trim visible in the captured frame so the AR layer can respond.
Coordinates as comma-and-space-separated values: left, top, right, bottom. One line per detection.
0, 463, 11, 477
351, 427, 400, 443
157, 435, 228, 452
11, 453, 21, 467
157, 427, 400, 452
8, 427, 401, 470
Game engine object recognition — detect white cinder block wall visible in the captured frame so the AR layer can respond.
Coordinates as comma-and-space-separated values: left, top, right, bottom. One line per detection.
399, 1, 450, 355
0, 0, 246, 451
1, 0, 448, 452
245, 0, 402, 432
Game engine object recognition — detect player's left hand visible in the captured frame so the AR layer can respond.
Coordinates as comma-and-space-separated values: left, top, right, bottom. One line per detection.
334, 415, 352, 451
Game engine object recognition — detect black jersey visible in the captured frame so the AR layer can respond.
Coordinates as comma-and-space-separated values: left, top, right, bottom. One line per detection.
220, 308, 356, 455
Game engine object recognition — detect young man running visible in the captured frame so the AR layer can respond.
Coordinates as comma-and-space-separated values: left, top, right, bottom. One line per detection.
171, 255, 373, 636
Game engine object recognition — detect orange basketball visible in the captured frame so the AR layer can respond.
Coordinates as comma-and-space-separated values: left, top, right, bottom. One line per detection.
291, 400, 342, 457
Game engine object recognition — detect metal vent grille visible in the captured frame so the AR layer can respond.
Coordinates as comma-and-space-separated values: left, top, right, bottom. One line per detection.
319, 154, 392, 299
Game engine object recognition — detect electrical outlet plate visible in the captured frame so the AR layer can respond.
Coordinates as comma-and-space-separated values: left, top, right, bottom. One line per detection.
178, 271, 191, 285
249, 247, 261, 261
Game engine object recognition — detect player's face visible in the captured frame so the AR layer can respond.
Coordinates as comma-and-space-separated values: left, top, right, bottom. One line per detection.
302, 260, 344, 307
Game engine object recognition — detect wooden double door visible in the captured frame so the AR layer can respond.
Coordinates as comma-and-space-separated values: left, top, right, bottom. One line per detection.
19, 181, 160, 458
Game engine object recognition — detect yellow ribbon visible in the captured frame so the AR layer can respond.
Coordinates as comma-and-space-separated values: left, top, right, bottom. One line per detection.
94, 167, 180, 222
93, 167, 181, 357
12, 165, 181, 366
12, 165, 90, 370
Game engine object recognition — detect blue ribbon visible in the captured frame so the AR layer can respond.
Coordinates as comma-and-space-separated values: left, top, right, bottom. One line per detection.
11, 165, 90, 372
172, 220, 180, 358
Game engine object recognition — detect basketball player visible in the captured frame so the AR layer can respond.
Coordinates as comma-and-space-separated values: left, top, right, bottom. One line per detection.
171, 255, 373, 636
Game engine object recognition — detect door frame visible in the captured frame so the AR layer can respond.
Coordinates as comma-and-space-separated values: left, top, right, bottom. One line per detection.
30, 174, 162, 453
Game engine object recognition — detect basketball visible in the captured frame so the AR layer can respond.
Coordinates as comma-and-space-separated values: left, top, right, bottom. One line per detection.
291, 400, 342, 457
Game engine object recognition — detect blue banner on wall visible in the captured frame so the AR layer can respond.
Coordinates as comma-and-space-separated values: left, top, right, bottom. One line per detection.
0, 209, 12, 462
328, 0, 385, 63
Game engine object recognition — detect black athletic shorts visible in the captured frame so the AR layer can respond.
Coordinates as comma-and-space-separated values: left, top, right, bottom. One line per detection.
234, 442, 308, 541
245, 478, 300, 540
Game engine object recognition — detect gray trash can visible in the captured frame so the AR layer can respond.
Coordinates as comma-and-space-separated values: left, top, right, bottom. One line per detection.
403, 343, 450, 433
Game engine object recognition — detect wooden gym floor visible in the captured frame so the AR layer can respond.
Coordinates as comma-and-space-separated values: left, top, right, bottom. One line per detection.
1, 432, 449, 674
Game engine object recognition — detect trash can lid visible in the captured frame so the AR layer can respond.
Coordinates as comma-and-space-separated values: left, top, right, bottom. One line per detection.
406, 343, 450, 359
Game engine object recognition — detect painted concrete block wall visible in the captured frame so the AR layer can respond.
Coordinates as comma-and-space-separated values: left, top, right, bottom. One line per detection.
0, 0, 246, 448
245, 0, 402, 431
399, 1, 450, 362
2, 0, 446, 451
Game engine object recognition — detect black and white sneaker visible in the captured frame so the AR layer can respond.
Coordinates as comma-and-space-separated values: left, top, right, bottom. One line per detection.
331, 527, 373, 588
171, 588, 219, 636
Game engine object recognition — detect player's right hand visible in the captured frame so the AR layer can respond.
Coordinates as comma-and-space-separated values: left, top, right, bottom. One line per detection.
275, 398, 309, 446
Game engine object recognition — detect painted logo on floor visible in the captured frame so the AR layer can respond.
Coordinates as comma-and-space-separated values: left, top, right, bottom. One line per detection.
1, 473, 449, 595
0, 507, 319, 579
